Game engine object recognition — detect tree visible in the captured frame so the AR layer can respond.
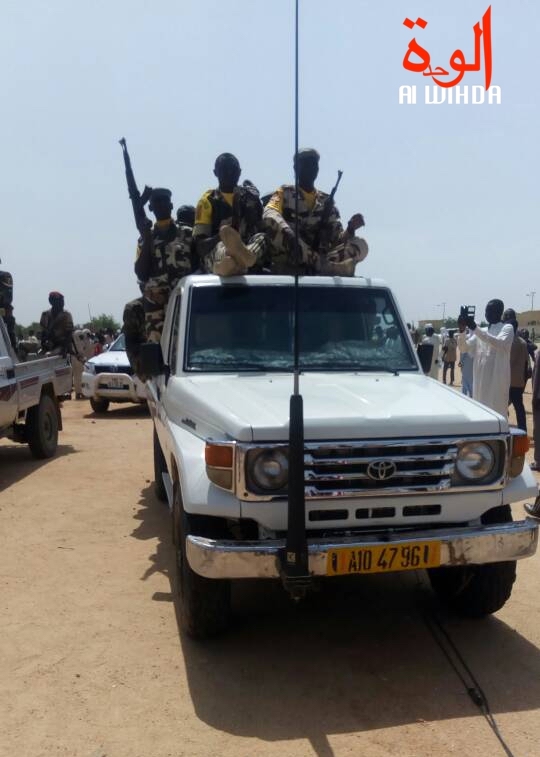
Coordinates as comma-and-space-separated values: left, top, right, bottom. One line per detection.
443, 317, 458, 328
87, 314, 120, 332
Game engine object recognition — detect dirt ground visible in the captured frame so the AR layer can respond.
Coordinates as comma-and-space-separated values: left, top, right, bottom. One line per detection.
2, 384, 540, 757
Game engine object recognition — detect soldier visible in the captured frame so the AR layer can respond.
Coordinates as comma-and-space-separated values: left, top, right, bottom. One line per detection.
176, 204, 195, 228
263, 148, 368, 275
134, 188, 192, 342
3, 304, 17, 349
122, 288, 146, 380
39, 292, 74, 356
193, 153, 266, 276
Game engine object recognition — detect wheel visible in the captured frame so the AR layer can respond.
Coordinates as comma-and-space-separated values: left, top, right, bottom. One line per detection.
428, 505, 516, 617
90, 397, 109, 413
26, 393, 59, 459
153, 428, 168, 503
172, 485, 231, 639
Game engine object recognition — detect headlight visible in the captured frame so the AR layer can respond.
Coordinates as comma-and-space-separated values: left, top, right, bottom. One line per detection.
455, 442, 495, 480
84, 362, 95, 374
249, 448, 289, 491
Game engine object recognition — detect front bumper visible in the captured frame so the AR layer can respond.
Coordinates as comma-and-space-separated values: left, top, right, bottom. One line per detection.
82, 372, 146, 403
186, 519, 538, 579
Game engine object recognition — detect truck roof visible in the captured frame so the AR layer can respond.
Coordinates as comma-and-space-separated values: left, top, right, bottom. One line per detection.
184, 274, 389, 289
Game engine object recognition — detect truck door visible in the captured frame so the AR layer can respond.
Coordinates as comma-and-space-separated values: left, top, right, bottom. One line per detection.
0, 318, 17, 429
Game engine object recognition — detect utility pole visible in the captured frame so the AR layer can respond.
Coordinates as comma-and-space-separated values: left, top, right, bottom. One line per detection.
437, 302, 447, 322
526, 291, 536, 312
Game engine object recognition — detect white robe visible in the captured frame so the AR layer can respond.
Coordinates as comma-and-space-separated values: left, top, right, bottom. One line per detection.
422, 334, 441, 380
466, 322, 513, 416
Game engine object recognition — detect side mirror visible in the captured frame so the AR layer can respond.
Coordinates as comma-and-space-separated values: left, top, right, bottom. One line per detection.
139, 342, 165, 377
417, 343, 434, 375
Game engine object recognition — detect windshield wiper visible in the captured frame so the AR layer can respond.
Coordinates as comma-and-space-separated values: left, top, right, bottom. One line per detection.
356, 365, 400, 376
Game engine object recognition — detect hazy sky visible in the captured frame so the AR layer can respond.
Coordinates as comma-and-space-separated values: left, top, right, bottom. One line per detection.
1, 0, 538, 326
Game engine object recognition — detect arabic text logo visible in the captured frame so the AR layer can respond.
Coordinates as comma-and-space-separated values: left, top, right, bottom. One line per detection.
398, 6, 501, 105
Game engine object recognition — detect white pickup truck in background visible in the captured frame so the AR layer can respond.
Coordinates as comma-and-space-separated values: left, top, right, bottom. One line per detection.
0, 316, 72, 458
143, 274, 538, 638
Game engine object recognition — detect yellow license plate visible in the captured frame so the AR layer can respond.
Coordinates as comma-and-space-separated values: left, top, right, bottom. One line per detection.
326, 541, 441, 576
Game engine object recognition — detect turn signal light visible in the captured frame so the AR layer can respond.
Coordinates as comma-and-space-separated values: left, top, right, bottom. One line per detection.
205, 443, 234, 468
509, 431, 529, 478
205, 442, 234, 491
512, 435, 529, 458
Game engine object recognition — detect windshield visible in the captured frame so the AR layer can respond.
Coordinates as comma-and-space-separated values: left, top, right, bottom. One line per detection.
109, 334, 125, 351
185, 284, 417, 373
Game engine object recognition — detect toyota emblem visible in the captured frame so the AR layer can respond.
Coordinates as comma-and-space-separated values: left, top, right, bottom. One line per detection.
367, 460, 397, 481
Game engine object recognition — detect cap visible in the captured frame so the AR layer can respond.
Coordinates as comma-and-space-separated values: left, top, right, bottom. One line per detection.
176, 204, 195, 226
49, 291, 63, 299
295, 147, 320, 161
150, 188, 172, 201
425, 323, 433, 329
214, 153, 240, 169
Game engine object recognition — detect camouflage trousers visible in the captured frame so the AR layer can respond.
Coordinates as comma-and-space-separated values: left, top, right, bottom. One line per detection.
125, 345, 145, 381
143, 284, 170, 343
202, 232, 268, 274
267, 229, 369, 275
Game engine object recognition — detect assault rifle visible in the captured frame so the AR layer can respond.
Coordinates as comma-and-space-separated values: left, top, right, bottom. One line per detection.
119, 138, 152, 233
312, 169, 343, 253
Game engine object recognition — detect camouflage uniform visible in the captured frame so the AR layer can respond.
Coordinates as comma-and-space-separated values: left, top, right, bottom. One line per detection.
263, 186, 368, 275
122, 296, 146, 379
137, 220, 192, 342
0, 272, 15, 349
39, 308, 74, 355
193, 184, 267, 273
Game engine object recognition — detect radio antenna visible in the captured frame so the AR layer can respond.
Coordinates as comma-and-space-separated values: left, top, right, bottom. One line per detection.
280, 0, 310, 600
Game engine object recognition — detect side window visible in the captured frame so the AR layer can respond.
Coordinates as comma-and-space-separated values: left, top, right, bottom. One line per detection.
168, 296, 182, 374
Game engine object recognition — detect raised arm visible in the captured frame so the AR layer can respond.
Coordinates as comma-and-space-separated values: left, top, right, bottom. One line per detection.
469, 323, 514, 352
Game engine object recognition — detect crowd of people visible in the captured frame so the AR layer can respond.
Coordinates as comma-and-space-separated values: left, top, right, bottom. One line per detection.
11, 291, 121, 398
410, 300, 540, 493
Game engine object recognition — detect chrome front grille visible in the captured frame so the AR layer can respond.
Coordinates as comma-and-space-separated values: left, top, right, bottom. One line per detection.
236, 436, 508, 502
304, 440, 458, 498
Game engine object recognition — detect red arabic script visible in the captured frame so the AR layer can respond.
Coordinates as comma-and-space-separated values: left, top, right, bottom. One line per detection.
402, 6, 492, 90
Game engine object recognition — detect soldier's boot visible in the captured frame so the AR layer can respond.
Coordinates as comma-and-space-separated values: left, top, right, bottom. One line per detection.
320, 258, 356, 277
219, 226, 257, 269
213, 256, 245, 277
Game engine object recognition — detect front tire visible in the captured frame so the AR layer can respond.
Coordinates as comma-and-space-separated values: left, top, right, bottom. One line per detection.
428, 505, 516, 617
172, 485, 231, 639
90, 397, 109, 413
26, 393, 59, 459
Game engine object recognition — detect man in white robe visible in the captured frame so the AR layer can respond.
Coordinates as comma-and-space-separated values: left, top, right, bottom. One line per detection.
464, 299, 513, 417
422, 324, 441, 380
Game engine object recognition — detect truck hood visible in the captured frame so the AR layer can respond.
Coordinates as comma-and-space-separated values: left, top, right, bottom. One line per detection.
87, 350, 129, 369
167, 373, 504, 442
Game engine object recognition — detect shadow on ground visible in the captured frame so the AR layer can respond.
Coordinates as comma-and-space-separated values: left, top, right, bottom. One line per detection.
132, 484, 540, 757
82, 403, 149, 421
0, 443, 76, 493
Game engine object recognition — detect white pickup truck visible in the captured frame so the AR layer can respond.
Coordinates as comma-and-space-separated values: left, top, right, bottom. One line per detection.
0, 316, 72, 458
143, 274, 538, 638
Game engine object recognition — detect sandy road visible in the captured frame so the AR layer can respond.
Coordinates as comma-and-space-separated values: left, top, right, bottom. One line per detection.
2, 398, 540, 757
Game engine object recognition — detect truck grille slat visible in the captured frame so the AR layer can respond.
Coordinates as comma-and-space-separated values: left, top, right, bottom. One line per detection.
304, 441, 458, 498
304, 451, 457, 467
